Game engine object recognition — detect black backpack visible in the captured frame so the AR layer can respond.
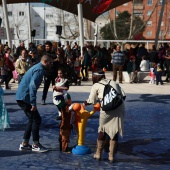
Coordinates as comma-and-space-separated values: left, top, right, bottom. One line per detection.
99, 80, 124, 111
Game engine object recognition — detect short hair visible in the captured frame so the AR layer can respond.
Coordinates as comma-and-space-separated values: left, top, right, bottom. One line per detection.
45, 41, 52, 47
41, 55, 52, 62
92, 69, 105, 84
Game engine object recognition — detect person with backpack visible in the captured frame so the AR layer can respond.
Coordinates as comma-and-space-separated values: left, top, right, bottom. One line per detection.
84, 69, 126, 162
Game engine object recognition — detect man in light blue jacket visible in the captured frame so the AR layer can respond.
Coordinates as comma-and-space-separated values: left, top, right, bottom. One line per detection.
16, 55, 52, 152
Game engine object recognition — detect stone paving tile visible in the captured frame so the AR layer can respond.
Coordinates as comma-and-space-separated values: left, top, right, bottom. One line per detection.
0, 73, 170, 170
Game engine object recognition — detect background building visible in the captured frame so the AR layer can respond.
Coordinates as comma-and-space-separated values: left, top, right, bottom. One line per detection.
110, 0, 170, 41
0, 3, 97, 49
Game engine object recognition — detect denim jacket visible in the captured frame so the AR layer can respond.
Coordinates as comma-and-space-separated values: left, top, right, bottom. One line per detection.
16, 63, 45, 106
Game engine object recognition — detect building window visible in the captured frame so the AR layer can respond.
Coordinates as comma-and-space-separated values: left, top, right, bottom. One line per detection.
64, 13, 69, 17
36, 31, 40, 36
48, 24, 54, 27
34, 23, 40, 27
123, 3, 128, 6
116, 10, 120, 16
134, 0, 143, 4
19, 30, 25, 35
147, 10, 152, 16
161, 21, 164, 26
146, 30, 152, 36
8, 11, 12, 16
159, 0, 162, 4
158, 10, 164, 16
35, 14, 39, 17
159, 30, 163, 37
19, 11, 24, 16
147, 0, 153, 5
134, 10, 143, 17
48, 31, 54, 36
46, 14, 53, 18
168, 31, 170, 36
147, 21, 152, 26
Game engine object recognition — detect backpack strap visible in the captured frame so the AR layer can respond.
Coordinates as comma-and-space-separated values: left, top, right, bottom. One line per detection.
98, 79, 111, 86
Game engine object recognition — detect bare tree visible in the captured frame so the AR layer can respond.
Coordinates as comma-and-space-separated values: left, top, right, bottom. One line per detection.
108, 0, 160, 40
131, 0, 160, 38
9, 4, 28, 40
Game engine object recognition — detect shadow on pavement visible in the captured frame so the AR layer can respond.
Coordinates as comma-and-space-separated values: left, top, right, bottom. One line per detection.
5, 124, 26, 131
0, 150, 33, 157
127, 94, 170, 104
117, 138, 170, 165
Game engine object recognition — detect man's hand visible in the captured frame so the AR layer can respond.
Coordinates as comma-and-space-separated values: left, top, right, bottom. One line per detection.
31, 106, 37, 111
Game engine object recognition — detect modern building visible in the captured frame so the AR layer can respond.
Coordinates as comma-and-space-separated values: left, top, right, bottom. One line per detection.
0, 3, 97, 49
110, 0, 170, 41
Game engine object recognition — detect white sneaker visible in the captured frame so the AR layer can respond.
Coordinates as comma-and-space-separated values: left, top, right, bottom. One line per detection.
19, 143, 32, 151
32, 143, 48, 152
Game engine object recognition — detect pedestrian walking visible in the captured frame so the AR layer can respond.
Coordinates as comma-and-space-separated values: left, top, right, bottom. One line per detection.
41, 41, 57, 105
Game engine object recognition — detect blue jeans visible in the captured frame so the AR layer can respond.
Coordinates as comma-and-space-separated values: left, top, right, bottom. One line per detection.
17, 100, 41, 144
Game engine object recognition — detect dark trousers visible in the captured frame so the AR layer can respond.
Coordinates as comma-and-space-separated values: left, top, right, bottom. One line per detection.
0, 75, 9, 88
113, 64, 124, 82
7, 70, 13, 84
18, 74, 24, 84
17, 100, 42, 143
42, 75, 55, 101
156, 74, 163, 85
81, 65, 88, 79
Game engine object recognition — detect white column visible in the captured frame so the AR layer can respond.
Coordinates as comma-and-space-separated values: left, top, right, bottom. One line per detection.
77, 4, 84, 56
147, 41, 149, 50
155, 0, 166, 48
2, 0, 12, 48
94, 24, 98, 46
27, 3, 32, 44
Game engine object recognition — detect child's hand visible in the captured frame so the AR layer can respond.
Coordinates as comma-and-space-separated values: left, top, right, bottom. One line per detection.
52, 85, 55, 89
53, 86, 59, 91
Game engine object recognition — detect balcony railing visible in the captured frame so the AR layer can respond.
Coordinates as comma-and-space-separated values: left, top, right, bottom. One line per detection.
134, 4, 144, 10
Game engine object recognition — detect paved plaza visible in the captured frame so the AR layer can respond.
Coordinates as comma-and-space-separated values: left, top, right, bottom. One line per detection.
0, 72, 170, 170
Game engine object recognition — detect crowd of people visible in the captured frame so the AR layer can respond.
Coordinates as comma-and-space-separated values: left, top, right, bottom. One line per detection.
1, 41, 170, 88
112, 43, 170, 84
0, 40, 170, 162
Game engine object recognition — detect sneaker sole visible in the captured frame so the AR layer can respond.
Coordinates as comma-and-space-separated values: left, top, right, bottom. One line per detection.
19, 147, 32, 151
32, 149, 48, 153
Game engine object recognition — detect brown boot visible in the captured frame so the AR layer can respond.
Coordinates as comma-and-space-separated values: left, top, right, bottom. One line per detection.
108, 140, 117, 162
93, 140, 104, 160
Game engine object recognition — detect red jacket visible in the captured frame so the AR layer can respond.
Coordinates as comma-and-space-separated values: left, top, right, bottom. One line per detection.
4, 54, 14, 71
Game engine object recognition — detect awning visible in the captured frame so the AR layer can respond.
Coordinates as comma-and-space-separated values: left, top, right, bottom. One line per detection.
0, 0, 132, 22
